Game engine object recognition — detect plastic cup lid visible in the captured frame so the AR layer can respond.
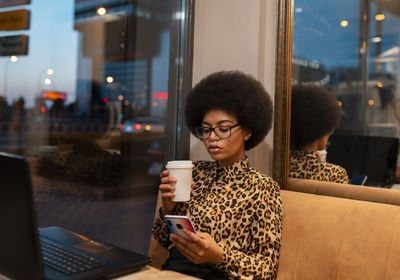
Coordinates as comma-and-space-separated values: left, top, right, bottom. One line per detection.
166, 160, 193, 168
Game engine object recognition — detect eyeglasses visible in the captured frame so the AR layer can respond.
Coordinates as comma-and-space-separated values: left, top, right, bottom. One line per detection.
195, 123, 241, 139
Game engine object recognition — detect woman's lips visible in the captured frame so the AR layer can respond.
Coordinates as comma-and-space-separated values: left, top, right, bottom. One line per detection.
208, 145, 222, 153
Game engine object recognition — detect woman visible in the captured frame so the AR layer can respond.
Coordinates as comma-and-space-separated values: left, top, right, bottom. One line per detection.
152, 71, 282, 279
289, 84, 349, 183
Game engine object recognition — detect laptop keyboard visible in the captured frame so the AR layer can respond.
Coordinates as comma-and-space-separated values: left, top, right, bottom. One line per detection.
40, 237, 108, 275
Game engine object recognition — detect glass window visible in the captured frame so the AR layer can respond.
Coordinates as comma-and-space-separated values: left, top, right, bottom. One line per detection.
292, 0, 400, 188
0, 0, 176, 254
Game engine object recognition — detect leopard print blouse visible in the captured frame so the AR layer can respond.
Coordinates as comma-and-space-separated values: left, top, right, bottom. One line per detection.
289, 150, 349, 184
152, 156, 282, 280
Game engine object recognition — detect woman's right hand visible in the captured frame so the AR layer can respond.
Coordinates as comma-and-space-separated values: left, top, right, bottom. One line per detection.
159, 169, 177, 215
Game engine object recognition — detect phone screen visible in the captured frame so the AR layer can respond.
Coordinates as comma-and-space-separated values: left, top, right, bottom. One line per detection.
165, 215, 197, 240
350, 175, 367, 185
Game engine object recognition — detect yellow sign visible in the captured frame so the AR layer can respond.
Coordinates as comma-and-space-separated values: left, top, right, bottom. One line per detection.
0, 9, 30, 31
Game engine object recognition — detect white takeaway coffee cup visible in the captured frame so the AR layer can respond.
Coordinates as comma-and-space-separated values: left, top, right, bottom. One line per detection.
166, 160, 194, 202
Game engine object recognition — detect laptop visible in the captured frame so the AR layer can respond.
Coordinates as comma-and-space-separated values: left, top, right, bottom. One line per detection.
0, 152, 151, 280
327, 134, 399, 187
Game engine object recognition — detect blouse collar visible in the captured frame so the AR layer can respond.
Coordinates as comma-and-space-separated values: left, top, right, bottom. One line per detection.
291, 150, 321, 161
214, 155, 250, 177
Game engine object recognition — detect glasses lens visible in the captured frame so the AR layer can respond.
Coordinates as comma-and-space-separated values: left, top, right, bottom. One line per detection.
196, 127, 210, 138
215, 127, 231, 139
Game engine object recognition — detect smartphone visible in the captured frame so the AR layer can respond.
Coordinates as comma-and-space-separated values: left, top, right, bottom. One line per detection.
165, 215, 197, 240
350, 175, 367, 185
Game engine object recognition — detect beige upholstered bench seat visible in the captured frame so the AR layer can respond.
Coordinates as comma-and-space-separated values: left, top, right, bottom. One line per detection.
288, 177, 400, 206
149, 189, 400, 279
277, 190, 400, 280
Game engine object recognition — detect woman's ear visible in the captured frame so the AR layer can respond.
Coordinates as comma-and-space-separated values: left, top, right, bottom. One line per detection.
243, 128, 251, 141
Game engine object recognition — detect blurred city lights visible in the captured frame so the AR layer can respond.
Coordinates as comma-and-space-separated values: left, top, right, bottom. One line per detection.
377, 82, 383, 88
106, 76, 114, 83
153, 92, 168, 99
44, 78, 52, 85
295, 7, 303, 13
340, 20, 349, 27
375, 14, 385, 21
371, 37, 382, 43
174, 11, 185, 20
145, 125, 151, 131
368, 99, 375, 106
10, 56, 18, 62
46, 68, 54, 75
97, 7, 107, 16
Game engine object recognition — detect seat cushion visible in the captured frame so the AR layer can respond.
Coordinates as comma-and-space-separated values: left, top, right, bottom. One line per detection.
277, 190, 400, 280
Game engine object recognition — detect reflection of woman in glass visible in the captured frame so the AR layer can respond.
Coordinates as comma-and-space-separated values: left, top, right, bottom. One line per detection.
152, 71, 282, 279
289, 84, 349, 184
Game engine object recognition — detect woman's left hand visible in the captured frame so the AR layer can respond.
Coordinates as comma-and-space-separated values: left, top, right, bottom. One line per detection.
170, 230, 224, 265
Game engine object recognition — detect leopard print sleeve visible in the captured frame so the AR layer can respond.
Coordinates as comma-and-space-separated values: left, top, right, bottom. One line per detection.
152, 207, 172, 248
152, 201, 188, 249
327, 164, 349, 184
152, 162, 203, 249
215, 177, 283, 280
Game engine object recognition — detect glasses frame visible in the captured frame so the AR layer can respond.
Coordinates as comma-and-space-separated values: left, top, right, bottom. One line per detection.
195, 123, 241, 139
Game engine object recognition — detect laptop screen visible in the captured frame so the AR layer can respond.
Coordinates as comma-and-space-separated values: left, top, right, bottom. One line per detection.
0, 152, 45, 280
327, 134, 399, 187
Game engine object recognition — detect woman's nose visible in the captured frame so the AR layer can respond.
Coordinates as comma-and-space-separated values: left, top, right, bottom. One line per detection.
208, 129, 219, 140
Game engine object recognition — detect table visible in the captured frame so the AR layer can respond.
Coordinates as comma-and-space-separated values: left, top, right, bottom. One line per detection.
115, 265, 201, 280
0, 266, 199, 280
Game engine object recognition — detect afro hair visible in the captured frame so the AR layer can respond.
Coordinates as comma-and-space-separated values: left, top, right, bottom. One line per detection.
290, 84, 341, 150
184, 71, 273, 150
